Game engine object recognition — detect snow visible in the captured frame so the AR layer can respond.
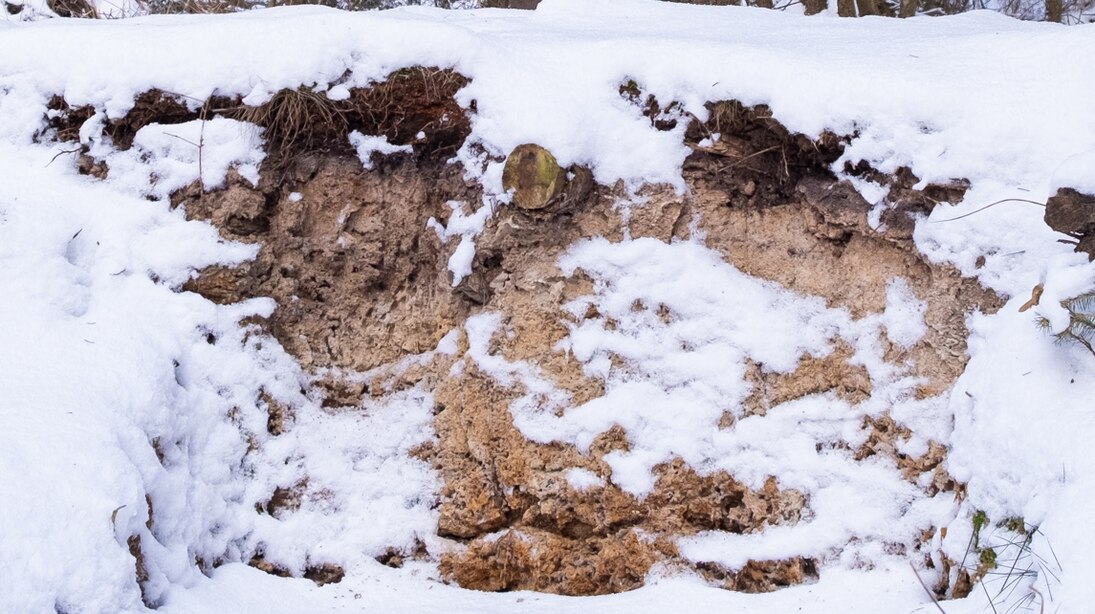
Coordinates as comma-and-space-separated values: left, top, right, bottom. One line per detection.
157, 561, 927, 614
883, 277, 928, 349
1, 1, 1095, 613
98, 117, 266, 195
0, 140, 267, 611
565, 467, 604, 492
348, 130, 412, 170
428, 200, 497, 284
480, 238, 953, 565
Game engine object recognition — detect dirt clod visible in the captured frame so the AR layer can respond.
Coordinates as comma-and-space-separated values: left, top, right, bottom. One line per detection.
1045, 187, 1095, 259
696, 557, 819, 592
303, 563, 345, 586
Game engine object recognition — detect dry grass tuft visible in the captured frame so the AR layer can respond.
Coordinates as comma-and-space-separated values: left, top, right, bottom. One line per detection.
347, 66, 471, 157
226, 66, 471, 162
42, 67, 472, 173
230, 87, 348, 157
47, 0, 99, 17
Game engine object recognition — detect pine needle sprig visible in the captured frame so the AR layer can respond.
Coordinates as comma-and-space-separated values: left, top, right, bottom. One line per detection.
1035, 292, 1095, 357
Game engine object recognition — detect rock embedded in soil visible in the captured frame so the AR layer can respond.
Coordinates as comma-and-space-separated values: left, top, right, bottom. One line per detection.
502, 143, 567, 210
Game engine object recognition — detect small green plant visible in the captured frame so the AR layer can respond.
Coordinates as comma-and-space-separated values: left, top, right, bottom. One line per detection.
955, 513, 1062, 612
1001, 516, 1027, 533
978, 546, 997, 569
971, 509, 989, 547
1036, 291, 1095, 356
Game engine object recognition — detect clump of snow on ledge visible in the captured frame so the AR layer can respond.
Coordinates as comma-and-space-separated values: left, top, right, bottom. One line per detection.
348, 130, 412, 169
428, 199, 496, 285
86, 117, 265, 197
2, 0, 1095, 611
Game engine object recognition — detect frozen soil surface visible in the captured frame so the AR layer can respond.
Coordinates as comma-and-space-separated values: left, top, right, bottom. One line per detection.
178, 92, 1001, 595
3, 2, 1095, 613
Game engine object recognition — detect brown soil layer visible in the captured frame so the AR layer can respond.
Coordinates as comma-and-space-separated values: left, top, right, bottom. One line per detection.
60, 79, 1001, 595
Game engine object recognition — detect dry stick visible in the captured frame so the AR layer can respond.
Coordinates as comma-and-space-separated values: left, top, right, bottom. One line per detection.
1029, 587, 1046, 614
997, 533, 1035, 600
982, 580, 1000, 614
197, 103, 207, 191
163, 105, 207, 203
909, 562, 948, 614
47, 147, 82, 166
931, 198, 1046, 223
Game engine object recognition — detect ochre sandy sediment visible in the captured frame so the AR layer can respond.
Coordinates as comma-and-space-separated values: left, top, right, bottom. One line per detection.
66, 83, 1002, 595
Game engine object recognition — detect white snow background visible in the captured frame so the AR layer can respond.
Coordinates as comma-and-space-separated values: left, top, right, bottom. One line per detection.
1, 1, 1094, 612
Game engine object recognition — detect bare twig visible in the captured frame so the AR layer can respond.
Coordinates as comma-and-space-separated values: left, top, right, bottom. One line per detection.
910, 561, 948, 614
48, 147, 82, 166
982, 580, 1000, 614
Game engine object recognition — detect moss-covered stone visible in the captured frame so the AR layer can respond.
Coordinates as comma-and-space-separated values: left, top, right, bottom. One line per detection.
502, 144, 566, 210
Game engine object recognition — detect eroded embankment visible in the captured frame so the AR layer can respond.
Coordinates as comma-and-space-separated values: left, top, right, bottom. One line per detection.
47, 70, 1002, 598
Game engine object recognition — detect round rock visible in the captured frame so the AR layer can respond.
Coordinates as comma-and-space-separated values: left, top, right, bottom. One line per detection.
502, 144, 566, 210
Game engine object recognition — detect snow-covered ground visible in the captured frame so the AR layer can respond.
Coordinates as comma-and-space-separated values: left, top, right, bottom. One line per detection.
2, 1, 1094, 612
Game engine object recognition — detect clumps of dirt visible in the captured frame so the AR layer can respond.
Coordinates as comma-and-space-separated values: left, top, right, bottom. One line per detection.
46, 0, 97, 18
249, 550, 346, 586
127, 534, 153, 608
429, 323, 809, 594
263, 481, 307, 518
343, 67, 471, 159
1044, 187, 1095, 259
302, 563, 345, 586
440, 528, 664, 595
741, 344, 872, 418
259, 390, 290, 436
683, 100, 846, 209
109, 90, 207, 149
854, 414, 952, 494
175, 87, 1000, 597
845, 162, 971, 239
248, 552, 291, 578
695, 557, 819, 593
227, 67, 470, 164
686, 169, 1002, 397
44, 95, 95, 142
618, 79, 685, 132
376, 540, 430, 569
44, 67, 470, 176
44, 90, 205, 150
181, 154, 479, 373
435, 452, 807, 595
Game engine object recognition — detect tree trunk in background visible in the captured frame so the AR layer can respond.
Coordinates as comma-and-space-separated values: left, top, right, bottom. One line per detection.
802, 0, 827, 14
899, 0, 917, 16
855, 0, 880, 14
1045, 0, 1063, 21
663, 0, 743, 4
836, 0, 856, 14
754, 0, 774, 8
480, 0, 540, 8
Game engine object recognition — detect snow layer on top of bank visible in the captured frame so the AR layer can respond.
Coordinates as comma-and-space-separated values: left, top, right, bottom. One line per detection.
1, 0, 1094, 196
4, 3, 1095, 614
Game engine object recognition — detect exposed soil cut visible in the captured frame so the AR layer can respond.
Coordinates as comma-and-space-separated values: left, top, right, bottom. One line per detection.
63, 78, 1003, 596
